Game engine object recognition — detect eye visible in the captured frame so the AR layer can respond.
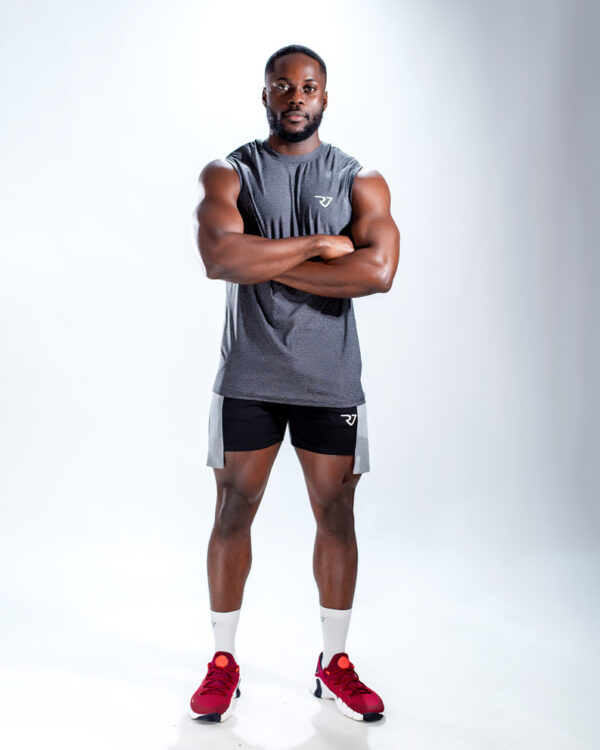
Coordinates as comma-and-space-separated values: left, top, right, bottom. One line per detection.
305, 85, 316, 92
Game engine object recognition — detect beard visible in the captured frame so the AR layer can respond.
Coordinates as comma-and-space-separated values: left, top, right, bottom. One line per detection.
266, 103, 325, 143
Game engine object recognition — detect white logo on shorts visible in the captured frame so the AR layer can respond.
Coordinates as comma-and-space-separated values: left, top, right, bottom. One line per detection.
315, 195, 333, 207
341, 413, 357, 426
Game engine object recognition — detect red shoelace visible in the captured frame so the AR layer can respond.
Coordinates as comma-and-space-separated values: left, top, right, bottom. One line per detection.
328, 661, 373, 697
199, 664, 237, 696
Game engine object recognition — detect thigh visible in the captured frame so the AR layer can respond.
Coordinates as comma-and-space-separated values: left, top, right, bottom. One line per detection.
215, 443, 282, 519
294, 447, 360, 501
294, 443, 361, 531
288, 401, 370, 476
206, 395, 288, 517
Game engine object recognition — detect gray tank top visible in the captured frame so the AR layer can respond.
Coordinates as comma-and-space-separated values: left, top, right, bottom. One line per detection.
211, 138, 365, 407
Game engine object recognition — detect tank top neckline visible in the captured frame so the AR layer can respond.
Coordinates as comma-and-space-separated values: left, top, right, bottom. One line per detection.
259, 139, 328, 163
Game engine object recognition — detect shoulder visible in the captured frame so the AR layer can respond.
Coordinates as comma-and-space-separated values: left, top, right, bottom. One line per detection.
329, 142, 359, 163
226, 139, 261, 165
197, 158, 240, 198
352, 168, 391, 204
329, 145, 388, 190
199, 139, 258, 182
200, 158, 237, 178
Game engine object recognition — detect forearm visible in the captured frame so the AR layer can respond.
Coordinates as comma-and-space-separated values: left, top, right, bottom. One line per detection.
272, 247, 387, 298
206, 232, 326, 284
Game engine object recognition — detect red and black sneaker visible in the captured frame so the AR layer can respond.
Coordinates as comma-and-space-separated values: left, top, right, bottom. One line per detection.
312, 651, 384, 722
189, 651, 241, 722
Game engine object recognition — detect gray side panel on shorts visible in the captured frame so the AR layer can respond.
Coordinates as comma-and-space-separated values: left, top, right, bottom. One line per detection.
353, 401, 370, 474
206, 392, 225, 469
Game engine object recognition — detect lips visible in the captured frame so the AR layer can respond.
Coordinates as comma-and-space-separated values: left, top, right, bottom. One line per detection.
283, 111, 307, 119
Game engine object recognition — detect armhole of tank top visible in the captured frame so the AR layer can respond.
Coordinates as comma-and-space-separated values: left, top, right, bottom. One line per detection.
225, 156, 243, 195
348, 162, 363, 204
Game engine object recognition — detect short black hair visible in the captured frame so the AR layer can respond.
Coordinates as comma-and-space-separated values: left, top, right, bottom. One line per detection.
265, 45, 327, 84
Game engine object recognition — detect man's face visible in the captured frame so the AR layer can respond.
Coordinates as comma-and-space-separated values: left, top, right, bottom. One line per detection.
263, 53, 327, 143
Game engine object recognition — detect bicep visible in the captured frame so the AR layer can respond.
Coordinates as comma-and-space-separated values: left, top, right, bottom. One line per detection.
350, 170, 400, 288
194, 161, 245, 272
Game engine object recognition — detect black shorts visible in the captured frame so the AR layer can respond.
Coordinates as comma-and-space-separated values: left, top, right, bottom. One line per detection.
206, 393, 370, 474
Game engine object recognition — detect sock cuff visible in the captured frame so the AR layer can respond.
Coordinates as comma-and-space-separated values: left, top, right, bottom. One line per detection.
320, 605, 352, 619
210, 608, 241, 621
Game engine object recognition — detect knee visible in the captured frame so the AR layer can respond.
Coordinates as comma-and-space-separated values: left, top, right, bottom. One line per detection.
313, 485, 356, 541
214, 483, 261, 538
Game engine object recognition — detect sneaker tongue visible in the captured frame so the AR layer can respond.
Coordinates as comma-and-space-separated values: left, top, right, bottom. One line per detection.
326, 652, 351, 670
212, 651, 235, 668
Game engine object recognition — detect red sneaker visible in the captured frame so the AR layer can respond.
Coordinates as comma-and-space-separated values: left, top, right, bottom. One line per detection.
312, 651, 384, 721
189, 651, 241, 722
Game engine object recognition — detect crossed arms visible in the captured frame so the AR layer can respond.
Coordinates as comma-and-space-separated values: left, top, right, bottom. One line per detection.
193, 159, 400, 299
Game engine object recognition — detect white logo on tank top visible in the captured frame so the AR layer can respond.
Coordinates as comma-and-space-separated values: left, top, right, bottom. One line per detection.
341, 414, 357, 425
315, 195, 333, 207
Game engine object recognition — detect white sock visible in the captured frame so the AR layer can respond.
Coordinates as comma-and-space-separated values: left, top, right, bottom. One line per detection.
320, 605, 352, 667
210, 609, 241, 657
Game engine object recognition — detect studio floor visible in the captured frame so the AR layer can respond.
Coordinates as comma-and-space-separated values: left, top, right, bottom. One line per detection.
1, 547, 598, 750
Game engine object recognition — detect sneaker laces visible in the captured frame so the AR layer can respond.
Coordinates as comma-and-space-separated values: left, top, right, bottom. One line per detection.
331, 661, 373, 696
199, 664, 236, 696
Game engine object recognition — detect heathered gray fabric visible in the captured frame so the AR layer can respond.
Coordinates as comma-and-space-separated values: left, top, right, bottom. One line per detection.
211, 138, 366, 408
354, 402, 370, 473
206, 392, 225, 468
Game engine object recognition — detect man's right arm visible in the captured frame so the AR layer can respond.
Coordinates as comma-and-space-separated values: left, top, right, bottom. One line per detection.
193, 160, 353, 284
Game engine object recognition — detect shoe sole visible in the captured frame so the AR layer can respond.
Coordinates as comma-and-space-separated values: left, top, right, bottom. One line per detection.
189, 683, 241, 722
311, 677, 383, 722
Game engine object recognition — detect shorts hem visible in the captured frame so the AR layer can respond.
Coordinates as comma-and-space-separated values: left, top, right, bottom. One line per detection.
225, 437, 283, 453
290, 440, 355, 457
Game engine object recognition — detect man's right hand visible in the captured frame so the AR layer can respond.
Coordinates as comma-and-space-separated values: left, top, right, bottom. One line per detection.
316, 234, 355, 260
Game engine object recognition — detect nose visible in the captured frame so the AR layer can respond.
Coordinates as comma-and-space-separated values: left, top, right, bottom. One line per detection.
287, 87, 304, 107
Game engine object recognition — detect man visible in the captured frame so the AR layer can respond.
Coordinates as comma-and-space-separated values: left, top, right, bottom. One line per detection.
190, 44, 400, 723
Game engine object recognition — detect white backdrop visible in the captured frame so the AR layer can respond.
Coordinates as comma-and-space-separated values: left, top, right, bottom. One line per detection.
1, 1, 598, 748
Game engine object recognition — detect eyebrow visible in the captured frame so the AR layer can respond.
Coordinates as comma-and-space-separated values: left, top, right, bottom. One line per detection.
274, 77, 319, 83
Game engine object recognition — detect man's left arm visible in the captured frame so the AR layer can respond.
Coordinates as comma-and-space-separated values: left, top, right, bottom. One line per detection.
272, 169, 400, 298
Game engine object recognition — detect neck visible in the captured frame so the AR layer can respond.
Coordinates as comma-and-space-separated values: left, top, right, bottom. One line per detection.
266, 133, 322, 156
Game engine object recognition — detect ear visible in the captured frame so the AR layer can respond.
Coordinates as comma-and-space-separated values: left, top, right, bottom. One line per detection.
262, 87, 267, 107
323, 91, 328, 110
